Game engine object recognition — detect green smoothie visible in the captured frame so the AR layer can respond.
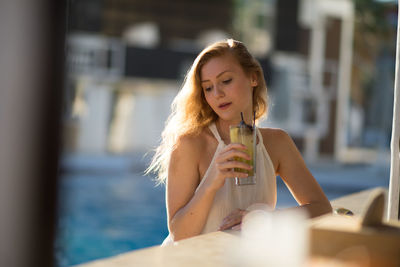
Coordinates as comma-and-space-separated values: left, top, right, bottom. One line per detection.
229, 112, 256, 185
229, 125, 254, 177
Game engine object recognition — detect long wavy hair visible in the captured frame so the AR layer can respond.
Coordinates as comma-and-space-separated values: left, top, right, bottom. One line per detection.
147, 39, 269, 184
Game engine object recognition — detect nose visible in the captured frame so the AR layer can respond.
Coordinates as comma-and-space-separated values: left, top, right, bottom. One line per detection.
213, 85, 225, 98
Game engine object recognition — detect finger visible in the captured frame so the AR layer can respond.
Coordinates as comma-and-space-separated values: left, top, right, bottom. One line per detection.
239, 210, 249, 217
217, 149, 251, 163
231, 223, 241, 231
221, 210, 240, 223
217, 161, 253, 171
225, 143, 247, 151
223, 209, 243, 222
220, 210, 242, 227
219, 218, 242, 230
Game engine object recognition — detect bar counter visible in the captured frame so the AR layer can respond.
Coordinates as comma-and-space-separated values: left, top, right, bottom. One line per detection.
79, 187, 399, 267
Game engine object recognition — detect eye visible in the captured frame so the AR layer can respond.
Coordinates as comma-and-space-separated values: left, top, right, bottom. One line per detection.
203, 86, 212, 92
222, 78, 232, 84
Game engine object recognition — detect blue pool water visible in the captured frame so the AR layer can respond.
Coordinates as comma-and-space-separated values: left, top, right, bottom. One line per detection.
56, 154, 390, 266
56, 170, 169, 266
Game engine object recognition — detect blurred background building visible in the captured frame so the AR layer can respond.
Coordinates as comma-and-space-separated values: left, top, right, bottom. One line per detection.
58, 0, 397, 265
63, 0, 396, 163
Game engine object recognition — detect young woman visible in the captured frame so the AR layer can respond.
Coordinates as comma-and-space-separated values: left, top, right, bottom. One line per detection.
147, 39, 332, 244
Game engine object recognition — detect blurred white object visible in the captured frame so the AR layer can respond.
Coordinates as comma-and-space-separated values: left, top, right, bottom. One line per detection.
348, 103, 364, 146
233, 0, 275, 57
229, 209, 309, 267
196, 29, 230, 48
122, 22, 160, 48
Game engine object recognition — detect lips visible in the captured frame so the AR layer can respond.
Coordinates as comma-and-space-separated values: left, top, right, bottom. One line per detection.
218, 102, 232, 109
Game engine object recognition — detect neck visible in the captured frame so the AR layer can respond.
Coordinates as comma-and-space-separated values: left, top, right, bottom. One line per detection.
215, 119, 231, 144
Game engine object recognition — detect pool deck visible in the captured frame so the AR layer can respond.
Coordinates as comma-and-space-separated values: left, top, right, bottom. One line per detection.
78, 187, 400, 267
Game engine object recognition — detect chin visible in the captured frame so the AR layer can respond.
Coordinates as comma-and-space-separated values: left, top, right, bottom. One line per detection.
216, 112, 237, 123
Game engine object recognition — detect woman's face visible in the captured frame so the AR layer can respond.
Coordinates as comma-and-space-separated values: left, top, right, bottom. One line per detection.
200, 53, 257, 124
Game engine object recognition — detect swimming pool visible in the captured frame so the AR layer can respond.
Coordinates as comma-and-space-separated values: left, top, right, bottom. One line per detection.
56, 170, 168, 266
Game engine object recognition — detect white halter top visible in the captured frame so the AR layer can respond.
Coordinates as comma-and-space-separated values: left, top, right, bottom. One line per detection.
162, 123, 276, 245
199, 122, 277, 233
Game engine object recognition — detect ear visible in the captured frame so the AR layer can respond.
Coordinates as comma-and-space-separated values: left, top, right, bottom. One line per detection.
250, 73, 258, 87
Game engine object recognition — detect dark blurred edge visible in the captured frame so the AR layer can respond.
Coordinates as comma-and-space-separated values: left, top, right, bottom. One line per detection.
0, 1, 66, 267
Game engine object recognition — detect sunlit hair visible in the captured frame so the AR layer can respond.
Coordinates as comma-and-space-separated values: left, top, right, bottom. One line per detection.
147, 39, 268, 184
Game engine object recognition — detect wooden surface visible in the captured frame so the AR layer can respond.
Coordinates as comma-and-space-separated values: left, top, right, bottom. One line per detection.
78, 187, 395, 267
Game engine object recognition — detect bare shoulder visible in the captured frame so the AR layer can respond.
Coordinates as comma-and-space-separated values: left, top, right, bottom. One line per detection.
258, 127, 292, 146
167, 132, 205, 189
171, 127, 214, 167
258, 127, 295, 172
173, 131, 207, 160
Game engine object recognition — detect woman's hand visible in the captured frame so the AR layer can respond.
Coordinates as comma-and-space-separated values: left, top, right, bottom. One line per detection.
206, 143, 252, 191
219, 208, 249, 231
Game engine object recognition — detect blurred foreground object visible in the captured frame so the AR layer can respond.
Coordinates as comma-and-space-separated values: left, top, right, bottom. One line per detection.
311, 189, 400, 267
229, 209, 309, 267
388, 0, 400, 221
0, 0, 65, 266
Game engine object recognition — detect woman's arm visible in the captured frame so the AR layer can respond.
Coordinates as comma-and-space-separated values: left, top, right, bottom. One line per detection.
167, 136, 251, 241
218, 129, 331, 231
269, 129, 332, 218
166, 136, 214, 241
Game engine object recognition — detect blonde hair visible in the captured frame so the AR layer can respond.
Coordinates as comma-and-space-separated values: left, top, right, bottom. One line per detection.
147, 39, 268, 184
